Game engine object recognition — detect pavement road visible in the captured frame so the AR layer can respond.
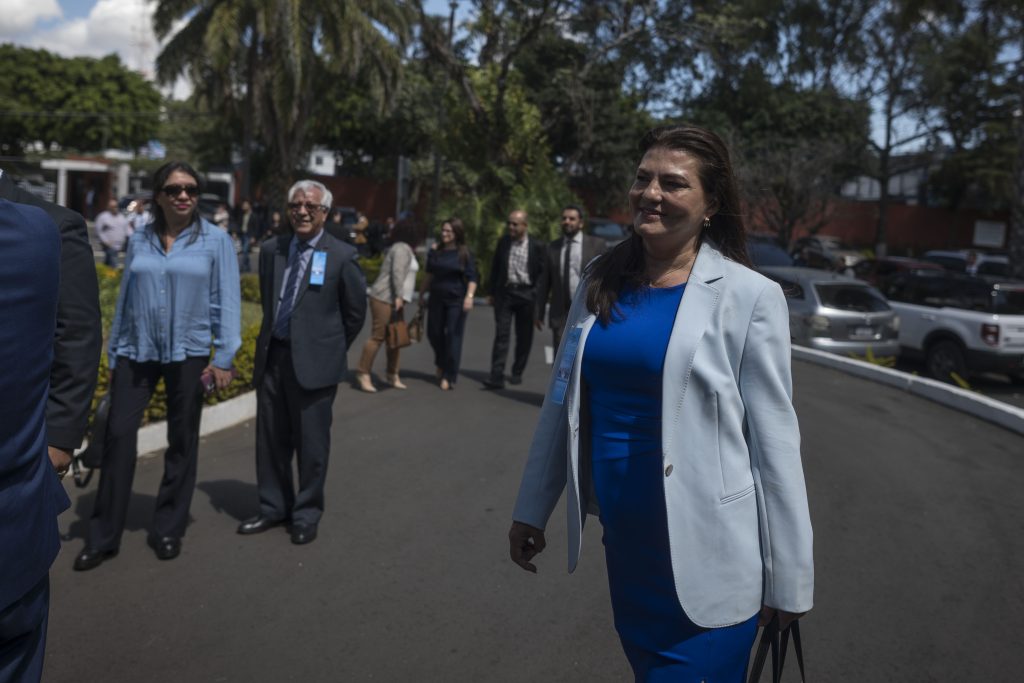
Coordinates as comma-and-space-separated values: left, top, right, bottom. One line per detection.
43, 302, 1023, 682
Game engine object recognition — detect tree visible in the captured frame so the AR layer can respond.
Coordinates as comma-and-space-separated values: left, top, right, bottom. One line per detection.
154, 0, 412, 201
0, 44, 161, 155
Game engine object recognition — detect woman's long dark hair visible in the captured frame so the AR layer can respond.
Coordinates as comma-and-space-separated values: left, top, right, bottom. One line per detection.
389, 216, 422, 248
585, 124, 750, 323
441, 217, 471, 268
150, 161, 204, 245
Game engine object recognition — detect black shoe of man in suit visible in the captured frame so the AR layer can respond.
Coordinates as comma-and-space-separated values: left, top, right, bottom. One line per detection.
237, 516, 285, 535
149, 536, 181, 560
290, 524, 318, 545
73, 546, 119, 571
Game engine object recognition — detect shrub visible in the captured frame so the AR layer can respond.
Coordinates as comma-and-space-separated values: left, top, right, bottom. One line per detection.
240, 273, 260, 304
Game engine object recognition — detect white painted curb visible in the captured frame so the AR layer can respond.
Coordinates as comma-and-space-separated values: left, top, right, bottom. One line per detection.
136, 391, 257, 457
792, 345, 1024, 436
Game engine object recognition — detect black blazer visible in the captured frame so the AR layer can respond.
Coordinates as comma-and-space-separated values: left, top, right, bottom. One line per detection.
0, 171, 102, 451
535, 233, 606, 329
489, 234, 546, 295
253, 231, 367, 391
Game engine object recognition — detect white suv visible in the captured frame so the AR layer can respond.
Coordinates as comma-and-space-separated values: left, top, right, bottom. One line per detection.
881, 271, 1024, 382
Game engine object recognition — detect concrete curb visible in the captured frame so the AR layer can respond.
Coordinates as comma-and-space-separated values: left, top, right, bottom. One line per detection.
792, 345, 1024, 436
136, 391, 257, 456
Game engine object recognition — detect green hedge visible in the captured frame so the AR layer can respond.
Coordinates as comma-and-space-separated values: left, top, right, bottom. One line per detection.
91, 264, 261, 427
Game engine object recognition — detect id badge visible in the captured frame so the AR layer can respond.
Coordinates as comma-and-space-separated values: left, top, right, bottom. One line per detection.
309, 251, 327, 286
550, 325, 583, 405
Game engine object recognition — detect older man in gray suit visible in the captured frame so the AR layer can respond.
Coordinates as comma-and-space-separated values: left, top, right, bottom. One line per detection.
238, 180, 366, 545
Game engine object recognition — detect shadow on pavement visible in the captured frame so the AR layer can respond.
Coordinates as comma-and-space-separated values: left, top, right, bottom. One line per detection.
460, 369, 545, 408
61, 491, 158, 542
197, 479, 258, 522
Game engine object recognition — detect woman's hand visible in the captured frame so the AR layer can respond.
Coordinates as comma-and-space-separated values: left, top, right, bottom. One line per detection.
206, 365, 235, 390
394, 297, 404, 311
462, 295, 473, 312
508, 521, 546, 573
758, 605, 807, 630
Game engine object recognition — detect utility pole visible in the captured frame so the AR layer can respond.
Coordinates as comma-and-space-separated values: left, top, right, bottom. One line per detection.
428, 1, 457, 229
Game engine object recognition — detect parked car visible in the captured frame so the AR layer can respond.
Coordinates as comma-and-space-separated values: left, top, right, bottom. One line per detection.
760, 266, 900, 359
880, 270, 1024, 382
790, 235, 865, 269
587, 218, 629, 248
747, 234, 794, 268
851, 256, 942, 287
922, 250, 1011, 278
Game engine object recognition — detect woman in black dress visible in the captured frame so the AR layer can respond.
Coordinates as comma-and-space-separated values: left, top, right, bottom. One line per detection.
419, 218, 478, 390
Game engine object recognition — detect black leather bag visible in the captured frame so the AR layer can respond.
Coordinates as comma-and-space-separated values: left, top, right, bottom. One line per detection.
71, 392, 110, 487
747, 615, 806, 683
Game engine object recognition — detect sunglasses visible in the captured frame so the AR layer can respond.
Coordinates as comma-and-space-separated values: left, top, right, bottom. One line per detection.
162, 184, 200, 198
287, 202, 325, 214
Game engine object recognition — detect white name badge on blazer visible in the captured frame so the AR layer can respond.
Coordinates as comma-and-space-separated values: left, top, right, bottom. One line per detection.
551, 325, 583, 405
309, 251, 327, 286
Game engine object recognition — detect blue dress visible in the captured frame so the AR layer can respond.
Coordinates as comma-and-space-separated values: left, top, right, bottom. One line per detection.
582, 283, 757, 682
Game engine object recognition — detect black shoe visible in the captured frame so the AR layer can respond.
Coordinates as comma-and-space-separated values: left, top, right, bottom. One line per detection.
508, 374, 523, 385
73, 546, 118, 571
290, 524, 318, 545
237, 516, 285, 535
483, 377, 505, 390
149, 536, 181, 560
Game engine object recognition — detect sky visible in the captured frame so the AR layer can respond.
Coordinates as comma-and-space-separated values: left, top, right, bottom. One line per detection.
0, 0, 466, 99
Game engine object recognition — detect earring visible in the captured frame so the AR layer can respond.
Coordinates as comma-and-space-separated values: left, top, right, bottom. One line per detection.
702, 216, 711, 230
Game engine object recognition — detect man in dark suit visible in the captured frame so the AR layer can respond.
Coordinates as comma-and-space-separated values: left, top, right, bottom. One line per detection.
238, 180, 366, 545
0, 170, 102, 479
0, 199, 71, 683
534, 204, 606, 351
485, 209, 546, 389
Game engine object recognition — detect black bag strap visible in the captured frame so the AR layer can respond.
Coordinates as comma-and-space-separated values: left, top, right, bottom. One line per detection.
747, 615, 805, 683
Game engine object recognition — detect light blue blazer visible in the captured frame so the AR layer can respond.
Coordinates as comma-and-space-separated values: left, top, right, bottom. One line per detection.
512, 240, 814, 628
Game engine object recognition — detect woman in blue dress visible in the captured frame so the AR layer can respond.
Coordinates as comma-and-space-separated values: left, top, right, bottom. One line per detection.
74, 161, 241, 570
509, 125, 813, 681
419, 218, 478, 391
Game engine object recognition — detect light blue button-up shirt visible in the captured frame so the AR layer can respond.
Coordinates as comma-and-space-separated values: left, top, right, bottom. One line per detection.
108, 218, 241, 369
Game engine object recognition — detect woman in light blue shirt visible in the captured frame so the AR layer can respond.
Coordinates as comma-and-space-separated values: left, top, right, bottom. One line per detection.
74, 161, 241, 570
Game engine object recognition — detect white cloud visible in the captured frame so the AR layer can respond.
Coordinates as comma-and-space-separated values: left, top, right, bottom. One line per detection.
0, 0, 63, 36
4, 0, 194, 98
24, 0, 158, 76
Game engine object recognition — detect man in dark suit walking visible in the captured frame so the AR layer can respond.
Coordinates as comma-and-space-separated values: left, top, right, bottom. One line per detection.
0, 170, 102, 483
238, 180, 366, 545
484, 209, 546, 389
0, 199, 72, 683
535, 204, 606, 351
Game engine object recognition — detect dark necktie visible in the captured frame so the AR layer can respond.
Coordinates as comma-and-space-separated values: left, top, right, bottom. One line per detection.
273, 241, 311, 339
562, 237, 572, 301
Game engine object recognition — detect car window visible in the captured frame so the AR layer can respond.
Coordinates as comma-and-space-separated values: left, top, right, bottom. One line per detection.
924, 255, 967, 272
814, 283, 890, 312
993, 288, 1024, 314
590, 223, 624, 238
955, 281, 996, 312
765, 275, 804, 299
976, 261, 1010, 277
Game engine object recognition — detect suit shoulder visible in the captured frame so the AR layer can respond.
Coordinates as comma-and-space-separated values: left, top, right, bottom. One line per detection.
721, 259, 781, 299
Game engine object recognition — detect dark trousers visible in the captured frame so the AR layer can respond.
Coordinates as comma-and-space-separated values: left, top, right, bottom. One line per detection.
102, 245, 119, 268
0, 576, 49, 683
427, 297, 468, 384
255, 341, 337, 526
490, 289, 536, 380
88, 357, 207, 551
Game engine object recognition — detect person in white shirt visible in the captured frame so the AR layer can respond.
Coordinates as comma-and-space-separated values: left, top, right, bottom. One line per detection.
94, 199, 132, 267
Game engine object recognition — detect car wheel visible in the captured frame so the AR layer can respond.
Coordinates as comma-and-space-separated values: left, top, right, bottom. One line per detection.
925, 339, 967, 383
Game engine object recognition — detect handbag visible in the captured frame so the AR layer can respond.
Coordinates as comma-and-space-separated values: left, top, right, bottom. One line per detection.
71, 391, 111, 488
407, 306, 424, 343
386, 310, 411, 349
747, 614, 806, 683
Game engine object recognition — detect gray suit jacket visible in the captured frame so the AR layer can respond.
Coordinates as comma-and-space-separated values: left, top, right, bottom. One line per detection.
535, 233, 605, 329
253, 231, 367, 390
512, 240, 813, 628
